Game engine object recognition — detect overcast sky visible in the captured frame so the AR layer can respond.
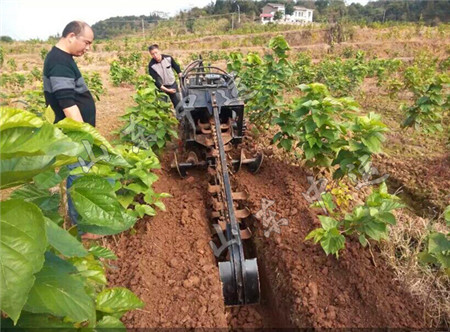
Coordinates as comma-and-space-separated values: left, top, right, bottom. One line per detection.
0, 0, 370, 40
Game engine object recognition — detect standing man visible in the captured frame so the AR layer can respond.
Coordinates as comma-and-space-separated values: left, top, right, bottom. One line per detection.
43, 21, 100, 240
148, 44, 182, 109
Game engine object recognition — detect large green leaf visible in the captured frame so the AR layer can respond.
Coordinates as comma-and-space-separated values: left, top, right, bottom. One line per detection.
56, 118, 130, 168
0, 123, 79, 160
11, 184, 59, 212
96, 287, 144, 316
1, 155, 56, 189
0, 107, 43, 131
0, 199, 47, 324
70, 175, 136, 235
0, 108, 82, 188
55, 118, 114, 151
24, 252, 96, 325
320, 228, 346, 257
44, 218, 88, 258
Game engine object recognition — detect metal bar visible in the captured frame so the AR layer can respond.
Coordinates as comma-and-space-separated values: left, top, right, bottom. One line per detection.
211, 92, 247, 305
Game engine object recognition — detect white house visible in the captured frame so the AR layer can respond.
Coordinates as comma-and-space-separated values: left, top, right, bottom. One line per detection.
286, 6, 314, 23
260, 3, 285, 24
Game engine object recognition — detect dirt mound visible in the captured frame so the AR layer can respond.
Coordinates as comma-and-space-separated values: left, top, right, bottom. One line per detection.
236, 157, 426, 328
107, 157, 228, 328
374, 153, 450, 213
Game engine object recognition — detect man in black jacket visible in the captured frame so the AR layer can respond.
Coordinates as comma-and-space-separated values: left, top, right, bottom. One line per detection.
148, 44, 182, 109
43, 21, 101, 240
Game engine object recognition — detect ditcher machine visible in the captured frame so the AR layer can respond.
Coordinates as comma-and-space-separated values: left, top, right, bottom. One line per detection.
171, 59, 263, 306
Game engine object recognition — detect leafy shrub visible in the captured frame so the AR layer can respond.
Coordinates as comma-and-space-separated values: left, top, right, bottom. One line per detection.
306, 183, 404, 257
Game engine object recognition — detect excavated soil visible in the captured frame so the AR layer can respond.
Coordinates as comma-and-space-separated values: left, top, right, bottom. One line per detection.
106, 151, 427, 329
235, 157, 426, 328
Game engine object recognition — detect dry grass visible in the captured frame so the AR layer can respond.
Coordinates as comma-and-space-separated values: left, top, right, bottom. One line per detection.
380, 209, 449, 328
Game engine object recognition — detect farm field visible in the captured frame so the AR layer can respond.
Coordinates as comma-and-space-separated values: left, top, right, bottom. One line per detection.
1, 22, 449, 329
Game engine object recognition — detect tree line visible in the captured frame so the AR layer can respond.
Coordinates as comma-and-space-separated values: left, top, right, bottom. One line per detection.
85, 0, 450, 39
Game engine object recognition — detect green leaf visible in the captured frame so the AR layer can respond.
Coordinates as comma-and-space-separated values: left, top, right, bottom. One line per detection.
69, 254, 107, 285
117, 193, 135, 208
58, 165, 71, 180
55, 118, 114, 154
33, 169, 62, 189
321, 192, 336, 213
364, 220, 387, 241
428, 232, 450, 255
96, 287, 144, 316
379, 200, 404, 212
0, 109, 83, 188
444, 205, 450, 226
11, 184, 59, 212
279, 138, 293, 151
153, 200, 166, 212
0, 199, 47, 324
13, 311, 77, 329
361, 135, 382, 153
124, 182, 147, 194
318, 215, 338, 231
305, 228, 325, 243
96, 315, 126, 329
320, 228, 345, 257
376, 212, 396, 225
88, 246, 118, 260
359, 234, 368, 247
418, 252, 438, 265
45, 217, 88, 257
303, 146, 315, 160
24, 251, 96, 325
70, 175, 136, 235
304, 118, 316, 133
55, 118, 130, 168
134, 204, 156, 217
0, 107, 43, 131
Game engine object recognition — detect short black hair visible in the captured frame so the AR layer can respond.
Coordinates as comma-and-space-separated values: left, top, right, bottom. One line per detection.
62, 21, 90, 38
148, 44, 159, 52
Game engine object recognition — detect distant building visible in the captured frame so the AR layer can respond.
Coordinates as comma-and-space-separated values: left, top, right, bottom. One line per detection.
260, 3, 285, 24
286, 6, 314, 23
260, 3, 313, 24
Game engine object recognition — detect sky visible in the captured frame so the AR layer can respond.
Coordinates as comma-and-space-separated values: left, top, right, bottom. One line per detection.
0, 0, 370, 41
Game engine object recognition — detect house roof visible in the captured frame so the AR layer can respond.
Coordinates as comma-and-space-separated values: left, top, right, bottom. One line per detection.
293, 6, 313, 11
260, 13, 273, 18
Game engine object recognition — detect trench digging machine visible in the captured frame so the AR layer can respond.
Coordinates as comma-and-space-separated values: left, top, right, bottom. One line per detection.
171, 59, 263, 306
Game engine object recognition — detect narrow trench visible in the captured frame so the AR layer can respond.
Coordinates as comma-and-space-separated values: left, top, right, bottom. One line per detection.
208, 170, 294, 329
